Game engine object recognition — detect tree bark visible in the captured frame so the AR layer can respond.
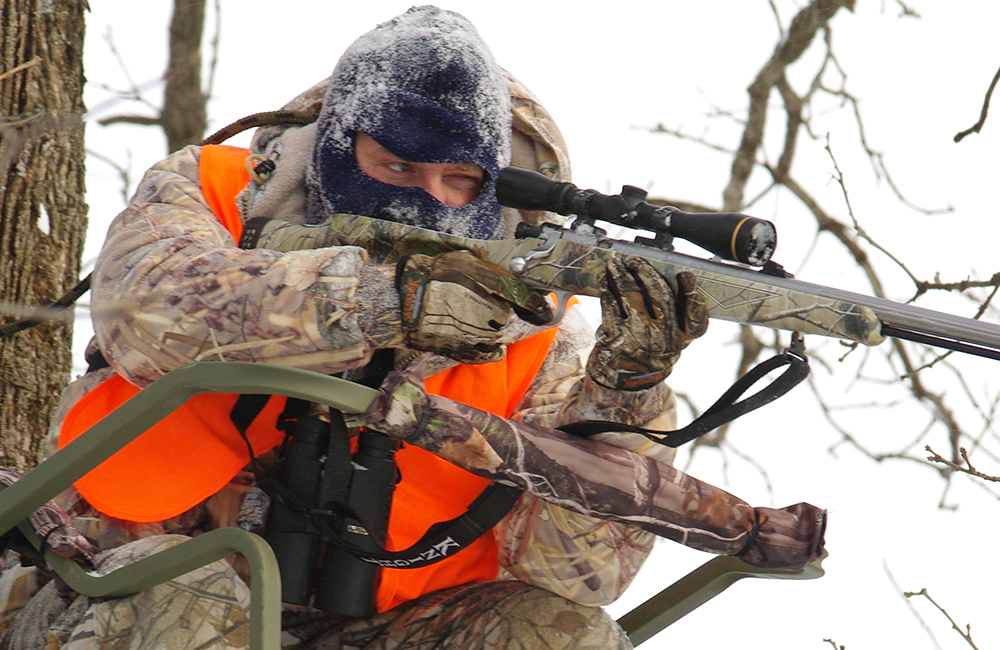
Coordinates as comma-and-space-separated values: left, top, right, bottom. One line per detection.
162, 0, 207, 152
0, 0, 88, 470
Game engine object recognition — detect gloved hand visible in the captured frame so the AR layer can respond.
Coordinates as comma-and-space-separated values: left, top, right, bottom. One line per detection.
397, 250, 553, 364
587, 257, 708, 391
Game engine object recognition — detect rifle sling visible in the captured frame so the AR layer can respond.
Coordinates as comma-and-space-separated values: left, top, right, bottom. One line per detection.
559, 338, 810, 447
324, 482, 523, 569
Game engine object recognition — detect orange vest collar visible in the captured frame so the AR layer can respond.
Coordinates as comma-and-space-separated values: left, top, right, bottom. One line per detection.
199, 144, 252, 243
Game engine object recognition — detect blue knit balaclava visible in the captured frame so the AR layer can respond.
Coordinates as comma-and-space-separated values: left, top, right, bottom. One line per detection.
307, 6, 512, 240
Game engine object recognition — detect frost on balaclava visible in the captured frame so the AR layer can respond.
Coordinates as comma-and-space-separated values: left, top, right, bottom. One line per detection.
306, 6, 512, 240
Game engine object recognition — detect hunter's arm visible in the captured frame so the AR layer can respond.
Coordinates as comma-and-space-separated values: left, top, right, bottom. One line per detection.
91, 146, 403, 387
493, 306, 676, 606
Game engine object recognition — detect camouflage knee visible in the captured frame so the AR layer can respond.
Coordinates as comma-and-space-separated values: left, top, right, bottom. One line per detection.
62, 535, 253, 650
443, 581, 632, 650
287, 580, 632, 650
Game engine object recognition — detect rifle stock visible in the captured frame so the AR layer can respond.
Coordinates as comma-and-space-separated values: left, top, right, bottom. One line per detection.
250, 212, 1000, 361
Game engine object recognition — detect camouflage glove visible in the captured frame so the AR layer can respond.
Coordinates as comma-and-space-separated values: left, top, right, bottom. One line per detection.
587, 257, 708, 391
397, 250, 553, 364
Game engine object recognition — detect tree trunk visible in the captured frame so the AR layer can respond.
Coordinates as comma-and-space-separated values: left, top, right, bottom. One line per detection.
0, 0, 88, 470
162, 0, 207, 152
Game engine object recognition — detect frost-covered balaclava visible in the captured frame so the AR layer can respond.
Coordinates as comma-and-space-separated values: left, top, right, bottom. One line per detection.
306, 6, 512, 240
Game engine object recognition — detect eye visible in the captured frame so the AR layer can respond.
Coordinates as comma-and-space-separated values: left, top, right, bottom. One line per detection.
387, 161, 411, 173
446, 169, 485, 191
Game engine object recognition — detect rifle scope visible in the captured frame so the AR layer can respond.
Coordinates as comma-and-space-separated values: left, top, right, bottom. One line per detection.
496, 167, 776, 267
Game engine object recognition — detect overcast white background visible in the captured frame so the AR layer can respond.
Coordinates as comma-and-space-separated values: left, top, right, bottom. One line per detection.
76, 2, 1000, 648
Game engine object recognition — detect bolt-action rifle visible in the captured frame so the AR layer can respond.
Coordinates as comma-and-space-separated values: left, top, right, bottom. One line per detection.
243, 167, 1000, 362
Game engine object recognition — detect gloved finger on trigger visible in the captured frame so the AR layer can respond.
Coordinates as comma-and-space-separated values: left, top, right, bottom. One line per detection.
450, 343, 506, 365
500, 276, 555, 325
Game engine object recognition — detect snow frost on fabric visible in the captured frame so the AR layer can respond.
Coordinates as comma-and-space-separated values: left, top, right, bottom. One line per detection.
307, 5, 512, 240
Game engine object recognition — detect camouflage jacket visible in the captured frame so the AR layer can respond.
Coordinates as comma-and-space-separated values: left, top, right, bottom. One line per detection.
39, 74, 677, 608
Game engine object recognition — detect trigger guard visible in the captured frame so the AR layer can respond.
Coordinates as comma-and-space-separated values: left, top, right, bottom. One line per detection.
548, 290, 574, 326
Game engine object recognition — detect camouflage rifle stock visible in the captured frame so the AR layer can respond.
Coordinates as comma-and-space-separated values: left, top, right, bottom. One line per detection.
243, 168, 1000, 361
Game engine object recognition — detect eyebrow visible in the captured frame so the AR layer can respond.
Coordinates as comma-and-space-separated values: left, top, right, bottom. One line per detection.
451, 163, 484, 174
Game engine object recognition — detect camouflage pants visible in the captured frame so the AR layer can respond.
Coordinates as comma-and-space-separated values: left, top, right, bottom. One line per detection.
0, 536, 253, 650
282, 580, 631, 650
0, 536, 631, 650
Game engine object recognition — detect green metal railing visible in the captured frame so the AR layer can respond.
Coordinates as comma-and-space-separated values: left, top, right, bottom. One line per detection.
8, 518, 282, 649
617, 552, 826, 646
0, 362, 824, 649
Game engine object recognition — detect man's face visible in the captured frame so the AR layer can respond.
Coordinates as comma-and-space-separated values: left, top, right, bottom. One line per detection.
354, 133, 486, 208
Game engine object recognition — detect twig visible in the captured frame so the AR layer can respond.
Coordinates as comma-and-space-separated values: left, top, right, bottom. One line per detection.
720, 440, 776, 505
86, 147, 133, 205
767, 1, 785, 39
643, 122, 735, 156
913, 272, 1000, 300
722, 0, 855, 211
103, 26, 153, 108
893, 0, 921, 18
0, 56, 41, 82
205, 0, 222, 101
96, 114, 161, 127
819, 79, 952, 215
824, 135, 921, 286
954, 64, 1000, 142
925, 445, 1000, 482
884, 561, 944, 650
0, 275, 91, 339
904, 588, 980, 650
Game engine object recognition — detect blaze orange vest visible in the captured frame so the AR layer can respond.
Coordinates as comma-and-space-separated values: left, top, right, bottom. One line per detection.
60, 145, 561, 612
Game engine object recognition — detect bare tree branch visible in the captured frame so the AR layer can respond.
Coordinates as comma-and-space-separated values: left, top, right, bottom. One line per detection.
86, 147, 133, 205
884, 562, 945, 650
205, 0, 222, 103
954, 64, 1000, 142
890, 0, 921, 18
824, 136, 920, 286
639, 0, 992, 498
904, 588, 981, 650
98, 26, 161, 115
926, 445, 1000, 482
723, 0, 856, 211
96, 114, 161, 127
0, 56, 41, 82
96, 1, 209, 153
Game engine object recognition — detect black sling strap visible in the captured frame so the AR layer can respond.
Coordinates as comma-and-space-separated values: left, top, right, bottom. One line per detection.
558, 334, 810, 447
325, 482, 523, 569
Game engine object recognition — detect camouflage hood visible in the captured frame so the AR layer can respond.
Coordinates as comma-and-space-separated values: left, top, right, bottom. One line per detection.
306, 6, 511, 239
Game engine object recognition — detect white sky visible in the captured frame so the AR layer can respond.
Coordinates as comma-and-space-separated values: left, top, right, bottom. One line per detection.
78, 2, 1000, 648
